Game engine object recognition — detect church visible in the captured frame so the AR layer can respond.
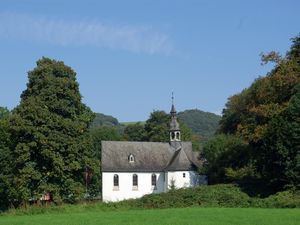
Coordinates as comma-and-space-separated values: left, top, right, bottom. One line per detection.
101, 101, 206, 202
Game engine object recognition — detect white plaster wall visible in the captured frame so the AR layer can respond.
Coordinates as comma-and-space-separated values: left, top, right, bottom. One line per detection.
166, 171, 200, 190
102, 172, 165, 202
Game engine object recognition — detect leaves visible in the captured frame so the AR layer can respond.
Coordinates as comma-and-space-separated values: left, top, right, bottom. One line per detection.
9, 57, 98, 204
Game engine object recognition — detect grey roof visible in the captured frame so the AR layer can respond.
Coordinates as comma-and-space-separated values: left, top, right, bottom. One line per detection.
101, 141, 201, 172
165, 142, 201, 171
170, 103, 176, 114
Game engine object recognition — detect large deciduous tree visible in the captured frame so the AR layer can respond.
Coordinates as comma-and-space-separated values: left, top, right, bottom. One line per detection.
0, 108, 13, 210
218, 35, 300, 190
9, 57, 97, 204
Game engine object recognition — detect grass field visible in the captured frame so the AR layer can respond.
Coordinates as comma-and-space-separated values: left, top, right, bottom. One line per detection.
1, 207, 299, 225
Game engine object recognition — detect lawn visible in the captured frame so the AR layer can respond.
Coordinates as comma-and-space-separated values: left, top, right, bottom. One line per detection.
0, 207, 299, 225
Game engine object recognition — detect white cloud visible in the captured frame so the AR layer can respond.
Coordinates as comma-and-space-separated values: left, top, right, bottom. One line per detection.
0, 12, 173, 55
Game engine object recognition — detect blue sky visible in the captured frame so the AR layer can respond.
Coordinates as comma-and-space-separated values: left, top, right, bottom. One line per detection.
0, 0, 299, 122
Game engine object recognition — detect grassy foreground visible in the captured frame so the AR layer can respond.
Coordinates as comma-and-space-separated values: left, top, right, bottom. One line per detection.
1, 207, 299, 225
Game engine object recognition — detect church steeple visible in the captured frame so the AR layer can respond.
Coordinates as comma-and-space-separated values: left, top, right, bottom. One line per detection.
169, 93, 181, 148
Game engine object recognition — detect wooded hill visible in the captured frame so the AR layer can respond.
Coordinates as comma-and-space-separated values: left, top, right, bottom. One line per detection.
178, 109, 221, 138
91, 109, 221, 139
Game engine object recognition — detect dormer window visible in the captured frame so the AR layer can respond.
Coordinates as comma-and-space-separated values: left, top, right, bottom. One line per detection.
128, 154, 135, 163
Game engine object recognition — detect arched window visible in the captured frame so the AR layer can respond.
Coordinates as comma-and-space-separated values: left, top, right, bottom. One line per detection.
171, 132, 175, 140
151, 174, 157, 186
113, 174, 119, 187
128, 154, 135, 163
176, 132, 180, 140
133, 174, 138, 187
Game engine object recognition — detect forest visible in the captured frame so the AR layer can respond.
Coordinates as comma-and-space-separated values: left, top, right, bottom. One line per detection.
0, 35, 299, 210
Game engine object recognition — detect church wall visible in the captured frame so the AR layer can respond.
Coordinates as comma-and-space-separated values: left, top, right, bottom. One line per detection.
102, 172, 165, 202
166, 170, 200, 189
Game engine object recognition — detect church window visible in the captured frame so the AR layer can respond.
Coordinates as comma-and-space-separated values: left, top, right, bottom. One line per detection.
171, 132, 175, 140
128, 154, 135, 163
183, 173, 186, 178
133, 174, 138, 187
151, 174, 157, 186
113, 174, 119, 187
176, 132, 180, 140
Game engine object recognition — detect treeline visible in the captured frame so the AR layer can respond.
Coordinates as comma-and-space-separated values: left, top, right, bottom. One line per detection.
89, 109, 220, 141
201, 35, 300, 193
178, 109, 221, 138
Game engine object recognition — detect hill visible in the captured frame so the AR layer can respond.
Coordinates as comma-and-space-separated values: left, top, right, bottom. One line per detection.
90, 113, 119, 128
90, 109, 221, 139
177, 109, 221, 138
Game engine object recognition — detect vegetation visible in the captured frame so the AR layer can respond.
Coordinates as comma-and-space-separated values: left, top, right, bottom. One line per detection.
201, 135, 252, 184
1, 184, 299, 216
0, 35, 299, 213
0, 58, 99, 208
178, 109, 221, 139
127, 184, 300, 209
123, 122, 146, 141
90, 113, 119, 128
203, 35, 300, 192
0, 184, 299, 225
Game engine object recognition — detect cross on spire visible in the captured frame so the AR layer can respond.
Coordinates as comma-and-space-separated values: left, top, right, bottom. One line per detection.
172, 92, 174, 105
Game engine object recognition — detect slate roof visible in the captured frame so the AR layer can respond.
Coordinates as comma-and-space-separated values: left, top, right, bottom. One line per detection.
101, 141, 202, 172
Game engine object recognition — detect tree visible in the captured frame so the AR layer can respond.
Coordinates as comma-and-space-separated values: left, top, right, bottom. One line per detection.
144, 111, 170, 142
123, 122, 146, 141
257, 84, 300, 189
88, 126, 122, 196
144, 110, 193, 143
218, 35, 300, 190
0, 107, 9, 120
201, 134, 251, 184
0, 115, 13, 210
9, 57, 97, 204
177, 109, 221, 139
89, 126, 122, 159
90, 113, 119, 128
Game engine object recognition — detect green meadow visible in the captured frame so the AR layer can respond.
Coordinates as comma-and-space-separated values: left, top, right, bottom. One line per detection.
1, 207, 299, 225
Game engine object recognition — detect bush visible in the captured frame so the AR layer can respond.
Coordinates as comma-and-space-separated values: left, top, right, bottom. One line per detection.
2, 184, 299, 216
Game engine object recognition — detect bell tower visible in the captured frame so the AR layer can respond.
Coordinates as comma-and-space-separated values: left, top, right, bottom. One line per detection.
169, 93, 181, 149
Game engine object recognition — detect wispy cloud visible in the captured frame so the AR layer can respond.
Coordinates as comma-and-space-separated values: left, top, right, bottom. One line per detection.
0, 12, 173, 55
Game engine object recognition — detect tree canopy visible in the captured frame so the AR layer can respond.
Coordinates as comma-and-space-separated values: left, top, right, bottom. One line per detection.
178, 109, 221, 139
9, 57, 98, 204
216, 35, 300, 190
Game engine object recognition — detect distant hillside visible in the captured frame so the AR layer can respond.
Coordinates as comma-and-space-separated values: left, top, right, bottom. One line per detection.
177, 109, 221, 138
90, 113, 119, 128
90, 109, 221, 139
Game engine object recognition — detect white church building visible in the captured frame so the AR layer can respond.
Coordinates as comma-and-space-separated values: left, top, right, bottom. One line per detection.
101, 101, 206, 202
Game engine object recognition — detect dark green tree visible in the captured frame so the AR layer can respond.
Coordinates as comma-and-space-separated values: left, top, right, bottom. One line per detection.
9, 57, 97, 204
0, 114, 13, 210
144, 111, 170, 142
258, 84, 300, 189
202, 134, 252, 184
0, 107, 9, 120
177, 109, 221, 139
144, 110, 193, 142
88, 126, 122, 196
123, 122, 145, 141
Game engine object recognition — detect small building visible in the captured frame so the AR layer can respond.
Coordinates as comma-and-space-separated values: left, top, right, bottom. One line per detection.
101, 101, 206, 202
